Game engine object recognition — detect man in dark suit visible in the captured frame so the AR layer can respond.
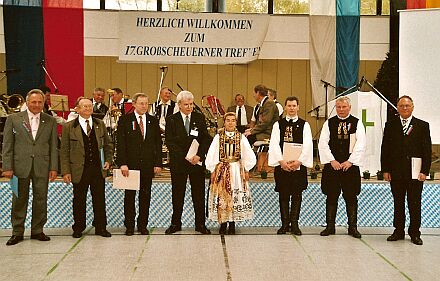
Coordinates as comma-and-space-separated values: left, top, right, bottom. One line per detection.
381, 95, 431, 245
2, 89, 58, 246
165, 90, 212, 234
60, 97, 112, 238
91, 87, 109, 117
227, 93, 253, 133
116, 93, 162, 236
244, 84, 279, 145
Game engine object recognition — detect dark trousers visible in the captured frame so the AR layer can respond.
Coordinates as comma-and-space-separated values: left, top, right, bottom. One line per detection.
390, 179, 423, 237
170, 166, 206, 227
326, 183, 358, 207
12, 165, 49, 236
124, 173, 153, 229
72, 165, 107, 233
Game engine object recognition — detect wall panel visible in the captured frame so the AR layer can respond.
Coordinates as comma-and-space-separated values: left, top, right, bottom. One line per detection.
126, 63, 142, 96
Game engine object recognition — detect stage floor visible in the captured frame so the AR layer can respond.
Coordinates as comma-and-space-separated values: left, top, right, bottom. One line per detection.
1, 227, 439, 281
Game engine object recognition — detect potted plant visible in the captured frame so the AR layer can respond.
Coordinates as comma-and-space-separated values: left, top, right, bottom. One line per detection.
376, 170, 384, 180
429, 170, 435, 180
310, 169, 318, 179
363, 170, 370, 180
260, 170, 268, 179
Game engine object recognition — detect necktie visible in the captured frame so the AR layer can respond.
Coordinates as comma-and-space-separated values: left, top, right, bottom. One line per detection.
162, 104, 167, 118
85, 119, 91, 136
237, 106, 242, 126
402, 119, 408, 134
139, 115, 145, 138
31, 116, 39, 139
184, 115, 190, 135
93, 103, 99, 112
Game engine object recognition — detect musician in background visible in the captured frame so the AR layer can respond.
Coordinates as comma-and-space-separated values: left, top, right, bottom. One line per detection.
149, 86, 178, 132
227, 94, 253, 133
244, 84, 279, 145
111, 88, 129, 115
91, 87, 108, 116
267, 88, 284, 118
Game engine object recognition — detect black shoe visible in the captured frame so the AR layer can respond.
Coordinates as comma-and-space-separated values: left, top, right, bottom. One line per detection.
227, 222, 235, 235
72, 232, 82, 238
30, 232, 51, 241
387, 233, 405, 241
6, 235, 24, 246
219, 223, 227, 235
195, 225, 211, 235
411, 236, 423, 245
348, 227, 362, 238
290, 223, 302, 236
95, 229, 112, 237
165, 225, 181, 235
277, 225, 289, 235
320, 226, 335, 236
125, 228, 135, 236
138, 228, 150, 235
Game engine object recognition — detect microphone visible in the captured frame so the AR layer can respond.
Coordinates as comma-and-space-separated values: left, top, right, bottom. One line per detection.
0, 68, 21, 73
36, 60, 45, 66
160, 66, 168, 70
357, 76, 365, 90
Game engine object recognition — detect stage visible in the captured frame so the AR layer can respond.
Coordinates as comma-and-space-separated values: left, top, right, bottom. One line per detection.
1, 178, 439, 229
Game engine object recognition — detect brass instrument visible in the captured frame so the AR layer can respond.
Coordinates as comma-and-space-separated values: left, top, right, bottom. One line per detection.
0, 94, 25, 114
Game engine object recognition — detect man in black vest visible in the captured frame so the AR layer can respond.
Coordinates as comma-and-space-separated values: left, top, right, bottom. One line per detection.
149, 86, 178, 132
381, 95, 431, 245
164, 91, 212, 235
116, 93, 162, 236
268, 96, 314, 235
267, 88, 284, 119
60, 97, 112, 238
318, 96, 366, 238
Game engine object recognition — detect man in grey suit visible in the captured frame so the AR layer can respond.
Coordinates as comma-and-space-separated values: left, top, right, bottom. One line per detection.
60, 97, 113, 238
227, 94, 253, 133
244, 84, 279, 145
2, 89, 58, 246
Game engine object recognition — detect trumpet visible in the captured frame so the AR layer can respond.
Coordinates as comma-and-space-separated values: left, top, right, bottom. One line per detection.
0, 93, 25, 114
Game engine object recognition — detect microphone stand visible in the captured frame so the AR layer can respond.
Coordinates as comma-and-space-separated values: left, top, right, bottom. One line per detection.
40, 60, 59, 93
320, 79, 336, 119
154, 67, 168, 117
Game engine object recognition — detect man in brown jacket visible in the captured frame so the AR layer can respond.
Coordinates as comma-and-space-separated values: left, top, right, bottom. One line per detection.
60, 97, 113, 238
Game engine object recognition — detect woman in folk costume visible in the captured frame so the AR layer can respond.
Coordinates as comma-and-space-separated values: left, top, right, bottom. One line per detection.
206, 112, 256, 234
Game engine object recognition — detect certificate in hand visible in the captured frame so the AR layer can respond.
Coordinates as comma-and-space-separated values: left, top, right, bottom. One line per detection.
411, 157, 422, 180
282, 143, 302, 162
112, 169, 140, 190
186, 139, 202, 166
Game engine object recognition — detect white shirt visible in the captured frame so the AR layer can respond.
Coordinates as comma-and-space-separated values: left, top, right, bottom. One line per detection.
400, 115, 413, 127
235, 105, 248, 126
268, 117, 314, 168
27, 110, 40, 139
180, 112, 191, 123
78, 115, 93, 135
135, 112, 147, 138
318, 114, 366, 167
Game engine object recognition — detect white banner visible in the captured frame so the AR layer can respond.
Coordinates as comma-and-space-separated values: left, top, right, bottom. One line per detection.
328, 91, 387, 174
118, 12, 270, 64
